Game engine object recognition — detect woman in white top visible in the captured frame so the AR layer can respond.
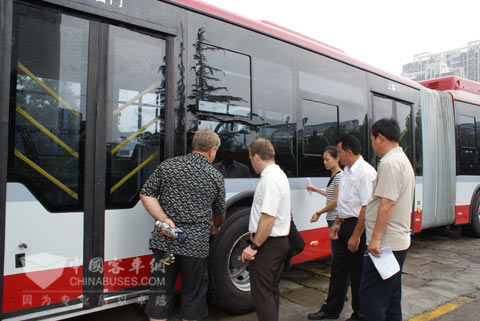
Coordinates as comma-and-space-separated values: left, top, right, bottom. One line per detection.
307, 146, 344, 229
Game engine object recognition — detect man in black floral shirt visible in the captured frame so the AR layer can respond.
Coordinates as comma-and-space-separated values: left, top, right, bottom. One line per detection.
140, 129, 225, 321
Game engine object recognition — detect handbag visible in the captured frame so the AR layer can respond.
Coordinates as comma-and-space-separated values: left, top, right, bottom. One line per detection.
288, 215, 305, 258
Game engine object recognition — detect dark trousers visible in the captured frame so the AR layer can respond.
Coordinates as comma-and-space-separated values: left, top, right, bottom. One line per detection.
249, 236, 290, 321
327, 220, 335, 258
360, 249, 408, 321
145, 250, 208, 320
322, 218, 366, 318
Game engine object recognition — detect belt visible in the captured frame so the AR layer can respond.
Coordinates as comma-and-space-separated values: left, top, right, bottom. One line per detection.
339, 216, 358, 222
251, 233, 288, 238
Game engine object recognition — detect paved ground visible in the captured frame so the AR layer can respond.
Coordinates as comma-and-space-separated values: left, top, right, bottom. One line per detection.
69, 230, 480, 321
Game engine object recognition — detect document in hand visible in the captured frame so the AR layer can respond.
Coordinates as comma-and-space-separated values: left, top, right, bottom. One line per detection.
368, 247, 400, 280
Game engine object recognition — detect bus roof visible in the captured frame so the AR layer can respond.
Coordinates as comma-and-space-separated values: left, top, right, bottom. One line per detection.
420, 76, 480, 106
419, 76, 480, 96
169, 0, 421, 89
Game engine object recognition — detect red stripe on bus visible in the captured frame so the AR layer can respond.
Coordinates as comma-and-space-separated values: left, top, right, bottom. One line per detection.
103, 254, 153, 292
2, 254, 181, 314
455, 205, 470, 225
292, 227, 331, 264
2, 266, 82, 313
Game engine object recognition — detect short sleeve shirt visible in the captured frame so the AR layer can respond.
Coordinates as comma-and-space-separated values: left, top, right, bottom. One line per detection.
249, 164, 291, 236
325, 171, 344, 221
365, 147, 415, 251
337, 156, 377, 219
140, 153, 226, 258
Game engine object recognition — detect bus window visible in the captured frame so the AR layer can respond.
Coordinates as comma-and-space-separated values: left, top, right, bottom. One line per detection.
372, 95, 394, 120
105, 25, 165, 208
478, 118, 480, 150
339, 108, 369, 161
299, 100, 338, 177
8, 4, 89, 211
190, 28, 251, 117
372, 94, 414, 165
253, 58, 295, 177
254, 58, 293, 123
396, 102, 413, 164
458, 115, 476, 148
414, 107, 423, 175
457, 114, 478, 175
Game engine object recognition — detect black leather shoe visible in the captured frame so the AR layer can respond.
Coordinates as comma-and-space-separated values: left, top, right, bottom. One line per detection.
307, 310, 339, 320
345, 314, 363, 321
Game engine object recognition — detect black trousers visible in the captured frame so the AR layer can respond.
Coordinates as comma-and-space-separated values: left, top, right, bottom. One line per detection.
360, 249, 408, 321
145, 249, 208, 320
249, 236, 290, 321
322, 218, 366, 318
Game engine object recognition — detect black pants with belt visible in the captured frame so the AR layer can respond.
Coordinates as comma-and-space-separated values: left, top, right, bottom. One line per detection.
249, 236, 290, 321
321, 217, 366, 318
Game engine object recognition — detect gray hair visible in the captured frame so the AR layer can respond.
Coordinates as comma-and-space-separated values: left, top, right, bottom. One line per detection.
192, 129, 221, 152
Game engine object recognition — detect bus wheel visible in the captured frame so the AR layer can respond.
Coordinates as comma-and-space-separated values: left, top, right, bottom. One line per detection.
208, 207, 254, 314
471, 193, 480, 237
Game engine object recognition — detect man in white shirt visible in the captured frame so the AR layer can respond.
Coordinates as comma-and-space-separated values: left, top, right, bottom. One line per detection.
360, 118, 414, 321
308, 135, 376, 321
241, 138, 290, 321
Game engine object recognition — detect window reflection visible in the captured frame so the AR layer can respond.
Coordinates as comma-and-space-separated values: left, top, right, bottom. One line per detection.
9, 5, 88, 211
189, 28, 250, 117
192, 117, 296, 178
254, 59, 292, 122
396, 102, 413, 163
105, 25, 165, 208
373, 95, 393, 121
372, 95, 413, 165
458, 114, 479, 174
213, 139, 251, 178
301, 100, 338, 155
299, 100, 339, 177
458, 115, 476, 148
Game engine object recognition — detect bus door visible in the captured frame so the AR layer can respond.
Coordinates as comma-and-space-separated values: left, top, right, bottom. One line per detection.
4, 4, 91, 315
297, 99, 340, 259
101, 24, 166, 299
371, 93, 417, 230
4, 3, 166, 318
371, 94, 413, 163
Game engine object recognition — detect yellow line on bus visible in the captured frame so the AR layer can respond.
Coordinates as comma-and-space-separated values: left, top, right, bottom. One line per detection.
112, 80, 162, 116
16, 105, 79, 159
111, 116, 161, 155
14, 149, 78, 200
110, 151, 160, 194
408, 296, 473, 321
17, 61, 80, 118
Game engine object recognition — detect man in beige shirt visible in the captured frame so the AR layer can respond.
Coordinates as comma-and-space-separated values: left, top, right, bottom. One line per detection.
360, 118, 415, 321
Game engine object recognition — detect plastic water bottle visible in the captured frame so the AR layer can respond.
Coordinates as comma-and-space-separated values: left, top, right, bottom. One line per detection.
307, 177, 312, 195
155, 220, 187, 243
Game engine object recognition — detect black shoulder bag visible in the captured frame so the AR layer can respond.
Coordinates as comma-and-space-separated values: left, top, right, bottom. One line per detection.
288, 214, 305, 258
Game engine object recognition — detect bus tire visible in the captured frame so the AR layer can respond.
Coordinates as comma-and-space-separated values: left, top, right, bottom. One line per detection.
471, 193, 480, 237
208, 207, 254, 314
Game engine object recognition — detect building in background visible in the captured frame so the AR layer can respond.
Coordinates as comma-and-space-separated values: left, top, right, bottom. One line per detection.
402, 40, 480, 82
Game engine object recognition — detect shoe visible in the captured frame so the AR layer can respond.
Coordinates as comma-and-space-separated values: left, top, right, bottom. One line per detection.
345, 314, 363, 321
307, 310, 339, 320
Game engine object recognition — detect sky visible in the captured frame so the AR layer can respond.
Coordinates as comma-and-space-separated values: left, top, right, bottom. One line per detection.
200, 0, 480, 76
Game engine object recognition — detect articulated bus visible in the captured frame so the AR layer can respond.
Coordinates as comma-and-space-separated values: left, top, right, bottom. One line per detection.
0, 0, 479, 319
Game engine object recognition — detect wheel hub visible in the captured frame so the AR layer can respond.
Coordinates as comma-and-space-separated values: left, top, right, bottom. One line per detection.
227, 232, 251, 292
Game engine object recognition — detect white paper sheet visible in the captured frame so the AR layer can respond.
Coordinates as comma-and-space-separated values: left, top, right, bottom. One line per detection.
368, 247, 400, 280
306, 178, 312, 195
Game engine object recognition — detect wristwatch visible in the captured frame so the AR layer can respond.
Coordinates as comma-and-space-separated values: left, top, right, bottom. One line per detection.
250, 242, 260, 251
